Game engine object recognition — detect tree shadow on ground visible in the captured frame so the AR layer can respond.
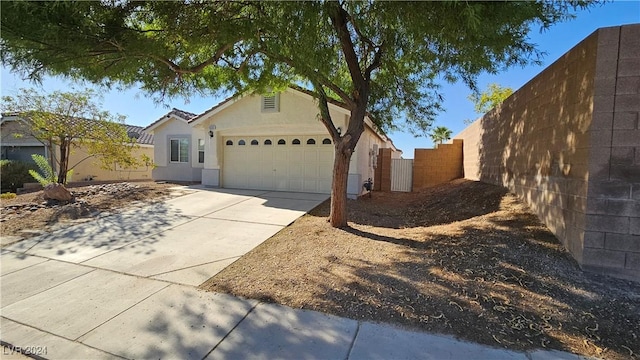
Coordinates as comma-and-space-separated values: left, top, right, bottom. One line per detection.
311, 179, 509, 229
315, 221, 640, 359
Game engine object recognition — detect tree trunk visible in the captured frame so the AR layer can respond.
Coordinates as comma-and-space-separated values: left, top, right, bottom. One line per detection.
327, 104, 367, 227
47, 138, 56, 183
58, 140, 68, 184
329, 138, 353, 227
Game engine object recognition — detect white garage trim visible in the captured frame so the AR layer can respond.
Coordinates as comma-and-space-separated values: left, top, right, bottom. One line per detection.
222, 135, 333, 193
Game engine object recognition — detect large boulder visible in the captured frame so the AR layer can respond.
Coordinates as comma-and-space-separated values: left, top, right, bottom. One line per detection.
43, 183, 73, 202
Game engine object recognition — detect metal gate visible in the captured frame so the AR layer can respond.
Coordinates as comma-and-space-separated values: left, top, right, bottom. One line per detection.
391, 159, 413, 192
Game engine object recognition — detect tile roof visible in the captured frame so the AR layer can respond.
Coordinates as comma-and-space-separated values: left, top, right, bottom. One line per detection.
124, 124, 154, 145
170, 108, 198, 120
144, 108, 197, 131
1, 114, 153, 145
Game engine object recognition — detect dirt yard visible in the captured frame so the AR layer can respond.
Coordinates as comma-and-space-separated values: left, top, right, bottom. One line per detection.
201, 179, 640, 360
0, 181, 192, 244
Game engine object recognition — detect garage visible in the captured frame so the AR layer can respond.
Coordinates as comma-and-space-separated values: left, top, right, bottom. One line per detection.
222, 135, 334, 193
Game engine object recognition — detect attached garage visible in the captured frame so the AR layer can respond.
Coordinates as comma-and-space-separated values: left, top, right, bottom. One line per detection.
149, 87, 401, 198
222, 135, 334, 193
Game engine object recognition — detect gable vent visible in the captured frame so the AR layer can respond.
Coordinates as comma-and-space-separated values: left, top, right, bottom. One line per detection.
261, 94, 280, 112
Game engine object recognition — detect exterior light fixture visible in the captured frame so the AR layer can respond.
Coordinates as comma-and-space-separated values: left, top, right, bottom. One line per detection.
337, 127, 342, 135
208, 124, 216, 138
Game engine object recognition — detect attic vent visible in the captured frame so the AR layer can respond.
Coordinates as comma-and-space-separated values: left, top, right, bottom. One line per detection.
261, 94, 280, 112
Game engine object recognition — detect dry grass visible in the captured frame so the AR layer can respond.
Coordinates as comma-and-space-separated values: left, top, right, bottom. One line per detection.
201, 179, 640, 360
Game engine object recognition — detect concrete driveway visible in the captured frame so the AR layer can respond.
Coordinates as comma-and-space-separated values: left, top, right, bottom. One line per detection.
2, 188, 328, 287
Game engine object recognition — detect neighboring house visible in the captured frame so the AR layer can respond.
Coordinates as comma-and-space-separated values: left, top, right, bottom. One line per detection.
145, 87, 400, 197
0, 115, 154, 182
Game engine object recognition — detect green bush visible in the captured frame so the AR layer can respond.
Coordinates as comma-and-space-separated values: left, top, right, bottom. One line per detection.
1, 192, 17, 200
1, 159, 38, 193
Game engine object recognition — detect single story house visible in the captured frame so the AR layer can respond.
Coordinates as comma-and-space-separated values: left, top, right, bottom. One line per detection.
0, 115, 154, 182
145, 87, 401, 198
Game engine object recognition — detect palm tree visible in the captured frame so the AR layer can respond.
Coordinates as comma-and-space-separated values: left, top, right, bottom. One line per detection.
430, 126, 452, 146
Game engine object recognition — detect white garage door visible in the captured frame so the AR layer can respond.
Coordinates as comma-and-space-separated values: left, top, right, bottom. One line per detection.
223, 135, 334, 193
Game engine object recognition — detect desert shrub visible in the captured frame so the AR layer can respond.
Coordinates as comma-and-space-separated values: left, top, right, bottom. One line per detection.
1, 192, 17, 200
1, 159, 38, 193
29, 154, 56, 186
29, 154, 73, 185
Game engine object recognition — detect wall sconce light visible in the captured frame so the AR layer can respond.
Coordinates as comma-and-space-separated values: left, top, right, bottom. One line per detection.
208, 124, 216, 138
337, 127, 342, 135
208, 130, 214, 138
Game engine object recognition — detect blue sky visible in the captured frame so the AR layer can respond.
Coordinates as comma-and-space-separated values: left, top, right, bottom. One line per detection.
1, 1, 638, 158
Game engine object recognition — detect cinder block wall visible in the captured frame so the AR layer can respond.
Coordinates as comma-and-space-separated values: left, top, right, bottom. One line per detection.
582, 25, 640, 279
455, 25, 640, 281
413, 140, 463, 191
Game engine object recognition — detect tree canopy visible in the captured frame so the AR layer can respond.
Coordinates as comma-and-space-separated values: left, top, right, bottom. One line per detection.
469, 83, 515, 114
0, 0, 596, 226
2, 88, 141, 184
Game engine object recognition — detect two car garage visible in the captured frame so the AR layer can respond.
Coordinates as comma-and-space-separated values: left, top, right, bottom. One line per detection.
222, 135, 334, 194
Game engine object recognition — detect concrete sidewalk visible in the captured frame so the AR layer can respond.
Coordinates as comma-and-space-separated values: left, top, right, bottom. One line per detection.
0, 254, 596, 360
0, 188, 593, 359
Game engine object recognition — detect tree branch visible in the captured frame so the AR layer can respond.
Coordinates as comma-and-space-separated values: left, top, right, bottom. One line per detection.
259, 48, 355, 107
312, 82, 341, 141
150, 42, 236, 74
326, 3, 365, 90
364, 45, 384, 81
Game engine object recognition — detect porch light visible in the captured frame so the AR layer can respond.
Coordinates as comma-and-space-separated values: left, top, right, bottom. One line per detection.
209, 130, 214, 138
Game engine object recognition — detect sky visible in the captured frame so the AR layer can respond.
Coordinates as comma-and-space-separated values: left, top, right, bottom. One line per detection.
1, 1, 639, 158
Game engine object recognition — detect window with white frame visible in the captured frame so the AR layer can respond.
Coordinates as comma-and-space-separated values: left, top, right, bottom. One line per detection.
261, 94, 280, 112
198, 139, 205, 163
170, 138, 189, 163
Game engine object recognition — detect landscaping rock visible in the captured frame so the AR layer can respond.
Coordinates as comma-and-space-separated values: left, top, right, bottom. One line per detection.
43, 183, 73, 202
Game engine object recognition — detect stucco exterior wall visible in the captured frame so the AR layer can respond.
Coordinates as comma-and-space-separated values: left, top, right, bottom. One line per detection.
2, 118, 154, 182
67, 145, 154, 182
1, 119, 43, 146
454, 25, 640, 281
150, 116, 200, 182
352, 128, 392, 194
150, 117, 192, 167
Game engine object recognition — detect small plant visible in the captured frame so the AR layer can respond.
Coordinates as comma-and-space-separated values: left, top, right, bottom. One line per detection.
29, 154, 56, 186
0, 192, 17, 200
28, 154, 73, 185
141, 154, 157, 169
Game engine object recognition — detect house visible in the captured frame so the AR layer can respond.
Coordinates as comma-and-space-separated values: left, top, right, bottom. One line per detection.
145, 87, 401, 198
0, 115, 154, 182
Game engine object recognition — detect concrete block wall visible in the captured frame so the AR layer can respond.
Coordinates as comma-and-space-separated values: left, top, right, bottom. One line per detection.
582, 25, 640, 279
455, 24, 640, 281
413, 140, 463, 191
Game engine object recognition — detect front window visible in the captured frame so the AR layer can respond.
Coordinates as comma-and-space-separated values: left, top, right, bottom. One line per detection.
170, 138, 189, 163
198, 139, 205, 163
